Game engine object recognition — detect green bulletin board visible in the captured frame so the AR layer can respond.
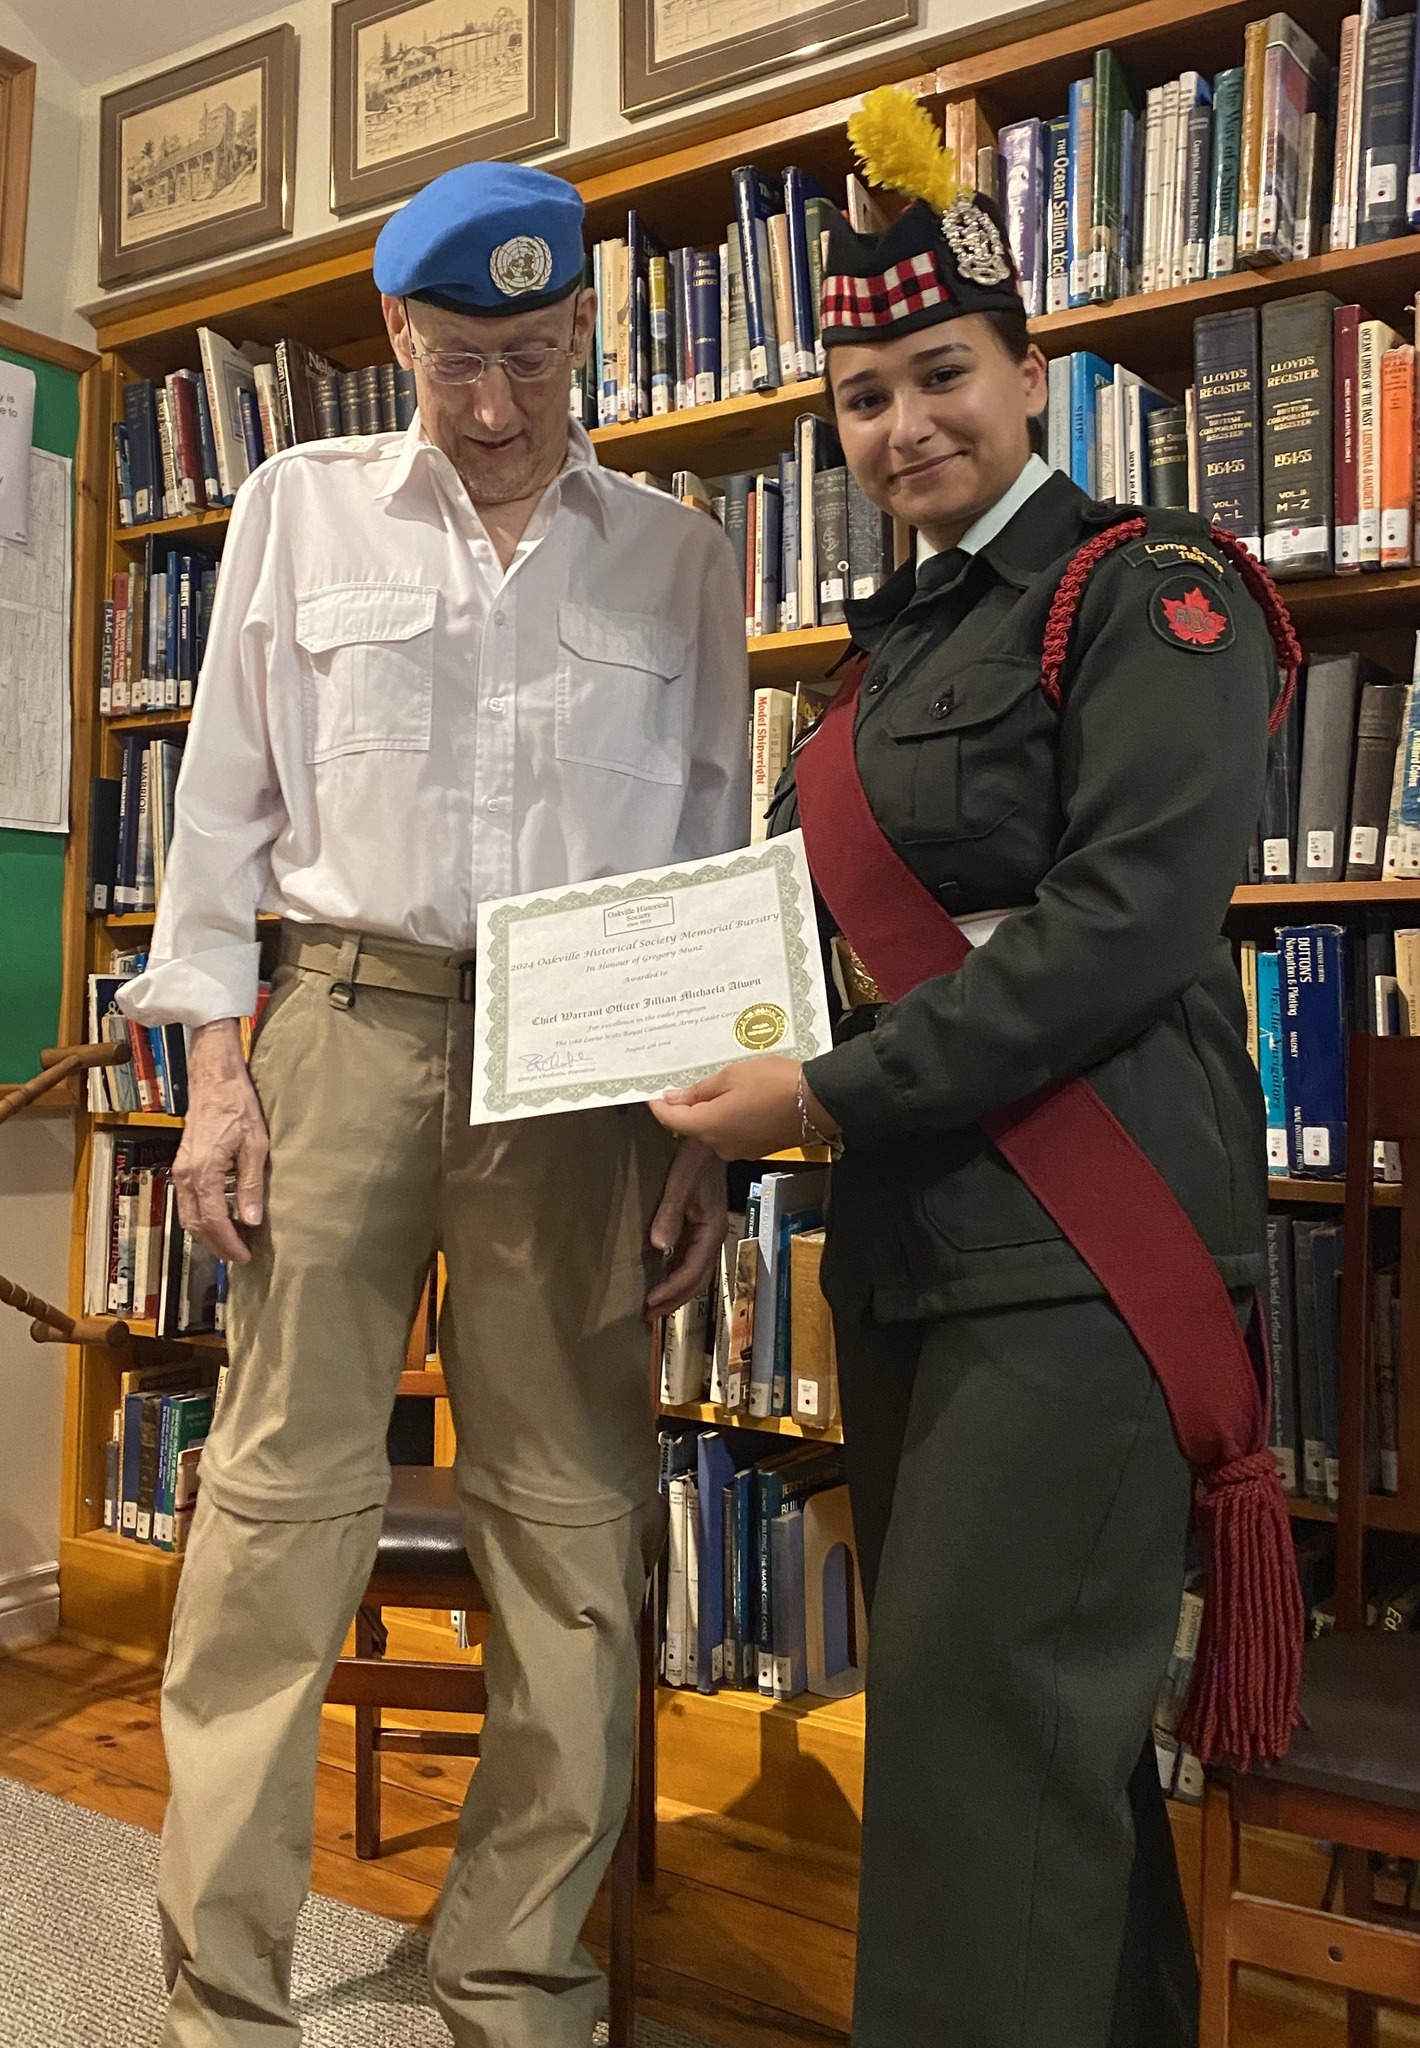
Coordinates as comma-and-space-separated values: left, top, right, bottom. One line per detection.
0, 348, 81, 1084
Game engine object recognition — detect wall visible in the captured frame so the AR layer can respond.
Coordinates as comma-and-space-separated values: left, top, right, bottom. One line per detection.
0, 0, 86, 345
71, 0, 1040, 317
0, 1109, 73, 1647
0, 8, 84, 1647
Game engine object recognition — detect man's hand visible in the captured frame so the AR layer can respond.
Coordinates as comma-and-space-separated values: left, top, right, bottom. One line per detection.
173, 1019, 270, 1266
645, 1138, 729, 1320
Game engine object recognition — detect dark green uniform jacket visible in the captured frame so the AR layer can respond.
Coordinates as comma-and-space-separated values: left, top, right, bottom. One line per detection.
772, 468, 1272, 1321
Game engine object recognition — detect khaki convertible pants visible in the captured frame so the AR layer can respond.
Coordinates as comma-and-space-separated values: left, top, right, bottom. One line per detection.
158, 924, 674, 2048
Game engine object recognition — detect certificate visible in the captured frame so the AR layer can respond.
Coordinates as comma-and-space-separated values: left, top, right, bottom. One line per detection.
471, 832, 832, 1123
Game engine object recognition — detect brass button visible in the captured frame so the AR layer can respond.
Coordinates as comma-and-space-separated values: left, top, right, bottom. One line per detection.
931, 691, 955, 718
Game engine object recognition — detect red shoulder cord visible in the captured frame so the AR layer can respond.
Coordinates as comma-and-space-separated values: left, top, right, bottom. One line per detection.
1039, 518, 1302, 737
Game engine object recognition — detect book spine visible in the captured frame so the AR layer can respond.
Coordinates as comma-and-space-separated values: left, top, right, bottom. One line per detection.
111, 422, 134, 528
1236, 18, 1269, 257
1208, 66, 1244, 277
154, 389, 179, 520
1000, 120, 1044, 318
688, 248, 721, 406
812, 467, 849, 626
1182, 97, 1213, 283
1280, 924, 1349, 1176
1357, 321, 1392, 566
1357, 15, 1415, 243
732, 170, 781, 393
1261, 291, 1335, 578
647, 255, 670, 416
1263, 1216, 1298, 1491
1332, 15, 1361, 249
1256, 948, 1290, 1174
1089, 51, 1126, 303
1067, 79, 1094, 307
1045, 117, 1071, 313
1334, 304, 1362, 570
122, 382, 154, 524
1193, 308, 1262, 554
783, 170, 819, 380
1380, 344, 1414, 566
1347, 681, 1406, 878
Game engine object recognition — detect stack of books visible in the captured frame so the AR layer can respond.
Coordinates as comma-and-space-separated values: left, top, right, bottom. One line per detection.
83, 1128, 226, 1341
101, 547, 217, 714
87, 739, 184, 920
100, 1358, 222, 1555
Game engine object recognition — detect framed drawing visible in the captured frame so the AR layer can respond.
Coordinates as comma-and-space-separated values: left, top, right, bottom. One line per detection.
0, 48, 35, 301
621, 0, 916, 117
97, 27, 297, 290
330, 0, 567, 218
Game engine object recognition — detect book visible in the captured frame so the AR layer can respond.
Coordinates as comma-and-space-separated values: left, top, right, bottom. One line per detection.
1297, 653, 1370, 880
790, 1228, 837, 1427
1069, 352, 1112, 493
1331, 12, 1363, 250
1145, 403, 1189, 506
812, 466, 850, 627
731, 168, 783, 392
1380, 344, 1415, 567
748, 1169, 828, 1419
750, 688, 794, 844
1357, 13, 1415, 242
754, 1443, 846, 1694
1346, 679, 1406, 877
1253, 15, 1327, 264
1255, 947, 1289, 1173
1181, 85, 1214, 283
1090, 50, 1135, 303
1000, 119, 1045, 318
1193, 307, 1262, 555
766, 211, 796, 384
1357, 318, 1400, 568
1236, 16, 1271, 259
1291, 1217, 1328, 1500
1334, 303, 1363, 571
688, 247, 721, 407
1309, 1223, 1344, 1503
1279, 923, 1349, 1177
770, 1508, 808, 1700
1261, 291, 1337, 578
1045, 115, 1071, 313
696, 1431, 737, 1690
783, 167, 824, 381
1067, 78, 1095, 307
846, 471, 892, 600
197, 327, 261, 499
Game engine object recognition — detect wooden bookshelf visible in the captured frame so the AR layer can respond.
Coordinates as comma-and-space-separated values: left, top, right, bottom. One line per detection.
115, 506, 232, 547
107, 707, 192, 733
1267, 1176, 1402, 1207
660, 1400, 843, 1443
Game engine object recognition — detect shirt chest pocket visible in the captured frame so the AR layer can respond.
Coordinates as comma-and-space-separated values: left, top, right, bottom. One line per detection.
884, 654, 1049, 845
294, 584, 437, 765
555, 603, 689, 787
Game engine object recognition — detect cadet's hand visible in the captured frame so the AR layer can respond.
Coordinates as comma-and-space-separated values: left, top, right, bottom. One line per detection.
173, 1019, 269, 1266
650, 1057, 838, 1162
645, 1138, 728, 1319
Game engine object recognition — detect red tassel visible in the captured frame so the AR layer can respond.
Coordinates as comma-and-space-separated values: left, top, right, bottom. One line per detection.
1176, 1449, 1307, 1769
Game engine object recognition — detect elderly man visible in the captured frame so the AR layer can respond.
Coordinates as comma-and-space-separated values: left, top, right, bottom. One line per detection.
119, 161, 748, 2048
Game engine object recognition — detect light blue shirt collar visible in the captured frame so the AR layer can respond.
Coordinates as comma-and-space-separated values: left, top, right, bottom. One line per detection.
917, 453, 1053, 563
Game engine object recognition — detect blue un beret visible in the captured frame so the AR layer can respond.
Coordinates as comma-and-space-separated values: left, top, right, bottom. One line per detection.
374, 162, 586, 316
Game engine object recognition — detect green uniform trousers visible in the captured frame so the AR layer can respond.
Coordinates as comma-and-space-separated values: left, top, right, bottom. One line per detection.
833, 1293, 1198, 2048
157, 929, 673, 2048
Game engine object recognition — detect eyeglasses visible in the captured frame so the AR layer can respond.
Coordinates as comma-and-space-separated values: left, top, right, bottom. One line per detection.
401, 302, 579, 386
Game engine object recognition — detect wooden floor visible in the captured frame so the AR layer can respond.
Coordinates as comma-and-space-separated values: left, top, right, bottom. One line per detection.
1, 1635, 1417, 2047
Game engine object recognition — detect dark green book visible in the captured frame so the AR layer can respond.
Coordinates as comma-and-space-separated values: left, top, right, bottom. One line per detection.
1193, 306, 1262, 555
1089, 48, 1135, 304
1207, 67, 1244, 278
1145, 404, 1188, 506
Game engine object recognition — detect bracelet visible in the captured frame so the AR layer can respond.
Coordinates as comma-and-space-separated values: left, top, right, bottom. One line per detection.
797, 1068, 843, 1158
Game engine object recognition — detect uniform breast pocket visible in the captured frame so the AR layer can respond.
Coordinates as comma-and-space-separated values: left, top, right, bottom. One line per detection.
886, 655, 1048, 845
555, 602, 689, 786
295, 584, 437, 765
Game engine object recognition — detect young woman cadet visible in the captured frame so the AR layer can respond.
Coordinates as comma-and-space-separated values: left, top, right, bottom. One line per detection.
653, 89, 1305, 2048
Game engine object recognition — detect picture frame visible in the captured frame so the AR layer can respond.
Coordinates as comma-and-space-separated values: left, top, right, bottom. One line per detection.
97, 27, 297, 292
330, 0, 568, 218
621, 0, 917, 119
0, 48, 36, 301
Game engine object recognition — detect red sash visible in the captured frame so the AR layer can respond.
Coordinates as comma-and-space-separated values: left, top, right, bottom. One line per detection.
796, 665, 1305, 1770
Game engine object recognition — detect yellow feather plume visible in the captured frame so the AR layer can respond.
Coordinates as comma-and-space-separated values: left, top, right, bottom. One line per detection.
846, 86, 962, 215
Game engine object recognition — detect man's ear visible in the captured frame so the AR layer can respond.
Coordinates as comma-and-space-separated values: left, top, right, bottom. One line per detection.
571, 287, 598, 370
383, 293, 414, 371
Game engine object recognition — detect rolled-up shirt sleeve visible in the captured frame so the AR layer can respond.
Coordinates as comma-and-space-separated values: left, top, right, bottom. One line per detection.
119, 474, 285, 1029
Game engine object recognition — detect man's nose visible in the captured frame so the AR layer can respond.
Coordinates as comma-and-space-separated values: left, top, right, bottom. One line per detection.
468, 366, 520, 433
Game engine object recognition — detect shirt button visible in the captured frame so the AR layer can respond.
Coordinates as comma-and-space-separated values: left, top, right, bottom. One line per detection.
487, 696, 506, 714
865, 677, 886, 695
493, 610, 506, 627
485, 796, 508, 813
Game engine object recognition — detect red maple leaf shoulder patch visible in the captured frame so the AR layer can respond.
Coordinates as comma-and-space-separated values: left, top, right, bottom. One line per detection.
1149, 574, 1235, 654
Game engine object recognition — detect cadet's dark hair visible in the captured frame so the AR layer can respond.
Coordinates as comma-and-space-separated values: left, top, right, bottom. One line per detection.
982, 307, 1046, 456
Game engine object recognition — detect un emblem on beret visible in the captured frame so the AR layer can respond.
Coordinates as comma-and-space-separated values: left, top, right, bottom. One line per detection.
489, 234, 554, 297
940, 197, 1013, 287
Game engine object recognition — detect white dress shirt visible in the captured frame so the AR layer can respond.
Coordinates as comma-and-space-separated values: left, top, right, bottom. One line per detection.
121, 418, 751, 1028
915, 453, 1053, 563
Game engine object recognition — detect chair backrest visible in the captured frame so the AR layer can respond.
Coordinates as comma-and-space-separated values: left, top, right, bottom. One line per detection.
1337, 1034, 1420, 1627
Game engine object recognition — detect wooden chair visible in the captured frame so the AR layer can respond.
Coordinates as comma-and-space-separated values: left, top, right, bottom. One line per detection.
324, 1379, 661, 2048
1199, 1032, 1420, 2045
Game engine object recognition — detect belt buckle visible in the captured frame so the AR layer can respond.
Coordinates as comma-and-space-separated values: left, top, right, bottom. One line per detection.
457, 957, 477, 1005
329, 980, 355, 1011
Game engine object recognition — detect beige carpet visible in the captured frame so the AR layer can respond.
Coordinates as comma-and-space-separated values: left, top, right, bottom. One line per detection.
0, 1776, 709, 2047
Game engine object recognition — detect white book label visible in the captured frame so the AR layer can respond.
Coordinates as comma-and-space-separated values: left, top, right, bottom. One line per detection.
851, 575, 877, 599
1335, 522, 1360, 567
1088, 249, 1108, 288
1266, 1130, 1290, 1169
795, 1379, 819, 1417
1069, 257, 1088, 297
694, 371, 716, 405
1265, 525, 1328, 565
1046, 278, 1068, 314
1350, 825, 1380, 865
1366, 159, 1397, 207
1381, 510, 1411, 555
748, 344, 769, 383
747, 1384, 770, 1418
1359, 511, 1381, 550
1301, 1127, 1332, 1167
1262, 837, 1291, 878
724, 1370, 742, 1408
820, 576, 845, 603
1258, 195, 1278, 236
1409, 173, 1420, 218
1306, 829, 1335, 869
1273, 1447, 1297, 1495
1208, 234, 1236, 275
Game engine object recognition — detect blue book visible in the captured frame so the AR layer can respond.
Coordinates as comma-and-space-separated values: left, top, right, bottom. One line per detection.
999, 118, 1045, 318
114, 734, 145, 908
728, 1465, 757, 1687
238, 387, 265, 473
731, 167, 784, 392
777, 452, 799, 633
111, 421, 134, 527
755, 478, 782, 638
695, 1432, 736, 1692
122, 380, 158, 524
782, 166, 825, 380
1068, 352, 1112, 493
164, 553, 179, 695
1279, 924, 1348, 1177
1066, 78, 1094, 308
120, 1389, 147, 1537
688, 246, 721, 406
191, 370, 224, 505
770, 1508, 807, 1701
1045, 115, 1071, 313
1255, 948, 1289, 1175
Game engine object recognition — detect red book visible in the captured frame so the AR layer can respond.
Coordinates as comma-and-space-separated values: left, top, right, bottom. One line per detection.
1333, 304, 1361, 573
124, 1019, 159, 1113
166, 372, 206, 513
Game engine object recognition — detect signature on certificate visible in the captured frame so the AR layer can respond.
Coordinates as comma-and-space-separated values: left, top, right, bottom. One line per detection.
516, 1049, 596, 1077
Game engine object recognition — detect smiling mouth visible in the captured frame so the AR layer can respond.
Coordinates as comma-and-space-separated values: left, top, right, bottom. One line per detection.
470, 432, 523, 453
893, 452, 963, 483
